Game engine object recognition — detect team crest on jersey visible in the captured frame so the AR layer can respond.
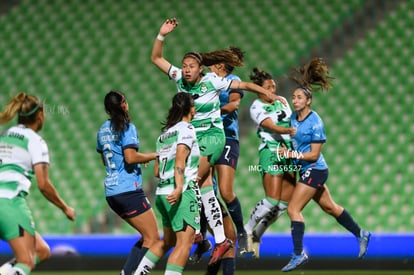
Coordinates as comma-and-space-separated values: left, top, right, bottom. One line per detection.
200, 83, 207, 93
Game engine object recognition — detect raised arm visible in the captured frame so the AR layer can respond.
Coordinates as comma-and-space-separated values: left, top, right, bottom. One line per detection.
231, 81, 286, 105
151, 18, 179, 74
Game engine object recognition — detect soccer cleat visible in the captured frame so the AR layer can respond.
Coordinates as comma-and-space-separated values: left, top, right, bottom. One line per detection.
251, 232, 261, 259
281, 251, 308, 272
208, 238, 233, 265
188, 239, 212, 264
358, 229, 371, 259
0, 263, 13, 275
237, 233, 249, 256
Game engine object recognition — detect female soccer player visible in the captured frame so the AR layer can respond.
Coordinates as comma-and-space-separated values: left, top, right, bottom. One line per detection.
0, 93, 76, 275
246, 68, 296, 258
151, 18, 283, 265
279, 58, 371, 272
190, 47, 246, 275
134, 92, 200, 275
209, 47, 248, 256
96, 91, 159, 275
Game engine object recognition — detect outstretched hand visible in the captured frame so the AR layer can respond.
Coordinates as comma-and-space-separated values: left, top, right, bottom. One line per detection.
63, 206, 76, 221
159, 18, 179, 36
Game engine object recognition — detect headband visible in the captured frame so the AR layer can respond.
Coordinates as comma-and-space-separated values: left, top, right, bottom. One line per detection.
298, 87, 312, 99
19, 104, 41, 117
183, 52, 203, 64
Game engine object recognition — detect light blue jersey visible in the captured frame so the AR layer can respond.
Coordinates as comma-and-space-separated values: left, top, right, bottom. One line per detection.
220, 74, 244, 141
290, 110, 328, 172
96, 120, 142, 197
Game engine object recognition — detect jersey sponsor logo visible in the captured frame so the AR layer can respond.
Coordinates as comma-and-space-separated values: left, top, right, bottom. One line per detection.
159, 130, 178, 143
100, 134, 120, 142
3, 132, 25, 140
171, 69, 178, 79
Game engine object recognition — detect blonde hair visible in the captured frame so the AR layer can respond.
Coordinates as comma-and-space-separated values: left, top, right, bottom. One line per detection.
0, 92, 42, 124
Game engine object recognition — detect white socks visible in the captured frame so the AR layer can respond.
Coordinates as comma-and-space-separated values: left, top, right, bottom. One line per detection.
245, 198, 278, 234
254, 201, 288, 238
201, 187, 226, 243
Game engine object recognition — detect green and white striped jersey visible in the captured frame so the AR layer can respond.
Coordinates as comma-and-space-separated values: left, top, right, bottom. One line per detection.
155, 121, 199, 195
250, 97, 293, 151
169, 65, 233, 131
0, 125, 49, 198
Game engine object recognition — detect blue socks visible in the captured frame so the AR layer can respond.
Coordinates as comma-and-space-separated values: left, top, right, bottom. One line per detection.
291, 221, 305, 255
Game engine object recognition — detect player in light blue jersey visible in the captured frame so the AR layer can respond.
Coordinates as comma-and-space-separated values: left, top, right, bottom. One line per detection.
278, 58, 371, 272
0, 93, 75, 275
151, 18, 284, 266
96, 91, 159, 275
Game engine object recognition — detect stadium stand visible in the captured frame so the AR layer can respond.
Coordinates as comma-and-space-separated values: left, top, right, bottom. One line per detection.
0, 0, 412, 235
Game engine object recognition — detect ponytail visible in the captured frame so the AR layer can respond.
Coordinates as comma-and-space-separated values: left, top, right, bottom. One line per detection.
289, 57, 334, 94
0, 92, 42, 125
104, 90, 130, 132
200, 47, 244, 67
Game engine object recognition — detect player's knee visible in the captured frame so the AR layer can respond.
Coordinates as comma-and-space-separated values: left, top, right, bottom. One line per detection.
286, 206, 299, 219
37, 241, 51, 261
142, 236, 160, 248
175, 238, 193, 252
220, 190, 235, 203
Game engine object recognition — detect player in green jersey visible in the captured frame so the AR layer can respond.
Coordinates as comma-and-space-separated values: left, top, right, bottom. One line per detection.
0, 93, 75, 275
134, 93, 200, 275
245, 68, 297, 258
151, 18, 285, 266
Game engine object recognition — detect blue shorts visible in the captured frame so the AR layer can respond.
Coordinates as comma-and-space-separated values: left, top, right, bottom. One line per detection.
106, 189, 152, 219
215, 139, 239, 169
299, 168, 329, 189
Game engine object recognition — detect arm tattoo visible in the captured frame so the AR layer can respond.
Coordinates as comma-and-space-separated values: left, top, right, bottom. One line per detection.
175, 166, 185, 175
